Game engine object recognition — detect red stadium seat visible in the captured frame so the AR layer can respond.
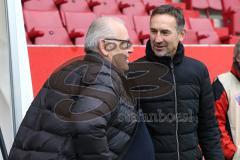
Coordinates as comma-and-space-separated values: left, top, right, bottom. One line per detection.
183, 10, 200, 30
222, 0, 240, 34
183, 10, 201, 18
191, 0, 209, 10
70, 32, 89, 44
182, 30, 199, 44
119, 0, 148, 16
23, 10, 71, 44
128, 29, 141, 45
133, 16, 150, 44
224, 9, 240, 35
183, 0, 206, 10
142, 0, 166, 6
34, 27, 72, 45
189, 18, 222, 44
184, 0, 222, 11
197, 31, 222, 44
101, 14, 141, 44
72, 17, 137, 45
65, 12, 96, 44
232, 10, 240, 34
142, 0, 166, 14
214, 27, 229, 39
60, 0, 91, 25
221, 0, 240, 12
228, 35, 240, 44
26, 32, 32, 44
24, 10, 63, 30
189, 18, 232, 44
103, 14, 135, 30
60, 0, 91, 12
88, 0, 121, 16
65, 12, 96, 34
208, 0, 222, 11
22, 0, 66, 11
170, 2, 186, 10
189, 17, 214, 32
115, 0, 141, 3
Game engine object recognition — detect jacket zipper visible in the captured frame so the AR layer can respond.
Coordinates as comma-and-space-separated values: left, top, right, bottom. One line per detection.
170, 61, 180, 160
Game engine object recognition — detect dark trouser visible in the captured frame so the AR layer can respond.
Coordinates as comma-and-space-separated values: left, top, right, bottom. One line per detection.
123, 122, 155, 160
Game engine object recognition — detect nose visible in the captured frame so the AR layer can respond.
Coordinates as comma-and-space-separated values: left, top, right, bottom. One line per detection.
127, 45, 134, 55
155, 32, 163, 43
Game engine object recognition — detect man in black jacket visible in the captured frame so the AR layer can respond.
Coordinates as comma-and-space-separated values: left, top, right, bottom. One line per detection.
9, 17, 154, 160
132, 5, 224, 160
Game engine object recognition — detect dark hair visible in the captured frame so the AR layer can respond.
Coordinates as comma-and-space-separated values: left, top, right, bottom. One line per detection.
151, 4, 185, 32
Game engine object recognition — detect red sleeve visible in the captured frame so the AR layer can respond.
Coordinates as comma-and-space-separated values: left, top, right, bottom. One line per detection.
213, 79, 237, 160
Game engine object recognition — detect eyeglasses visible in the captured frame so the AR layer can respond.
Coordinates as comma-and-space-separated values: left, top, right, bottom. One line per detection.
103, 38, 133, 51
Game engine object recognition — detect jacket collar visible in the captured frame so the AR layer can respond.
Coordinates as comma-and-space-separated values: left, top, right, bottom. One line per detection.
145, 40, 184, 65
231, 62, 240, 81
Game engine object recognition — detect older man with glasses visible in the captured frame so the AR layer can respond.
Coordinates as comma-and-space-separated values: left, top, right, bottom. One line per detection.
9, 17, 154, 160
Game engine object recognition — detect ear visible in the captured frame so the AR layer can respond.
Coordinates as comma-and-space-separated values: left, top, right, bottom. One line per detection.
98, 39, 108, 57
179, 29, 185, 42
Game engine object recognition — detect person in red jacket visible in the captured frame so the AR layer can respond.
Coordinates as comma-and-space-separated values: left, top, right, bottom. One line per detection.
212, 41, 240, 160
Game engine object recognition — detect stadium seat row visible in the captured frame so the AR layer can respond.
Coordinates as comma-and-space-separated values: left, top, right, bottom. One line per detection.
23, 0, 240, 45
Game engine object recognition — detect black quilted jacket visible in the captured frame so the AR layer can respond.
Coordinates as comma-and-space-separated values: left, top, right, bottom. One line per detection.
135, 41, 224, 160
9, 51, 137, 160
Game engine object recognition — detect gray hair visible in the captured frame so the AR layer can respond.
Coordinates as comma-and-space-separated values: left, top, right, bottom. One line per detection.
84, 17, 124, 53
234, 41, 240, 61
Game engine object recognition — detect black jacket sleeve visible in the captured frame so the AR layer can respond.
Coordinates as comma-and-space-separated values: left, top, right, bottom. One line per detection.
9, 82, 118, 160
